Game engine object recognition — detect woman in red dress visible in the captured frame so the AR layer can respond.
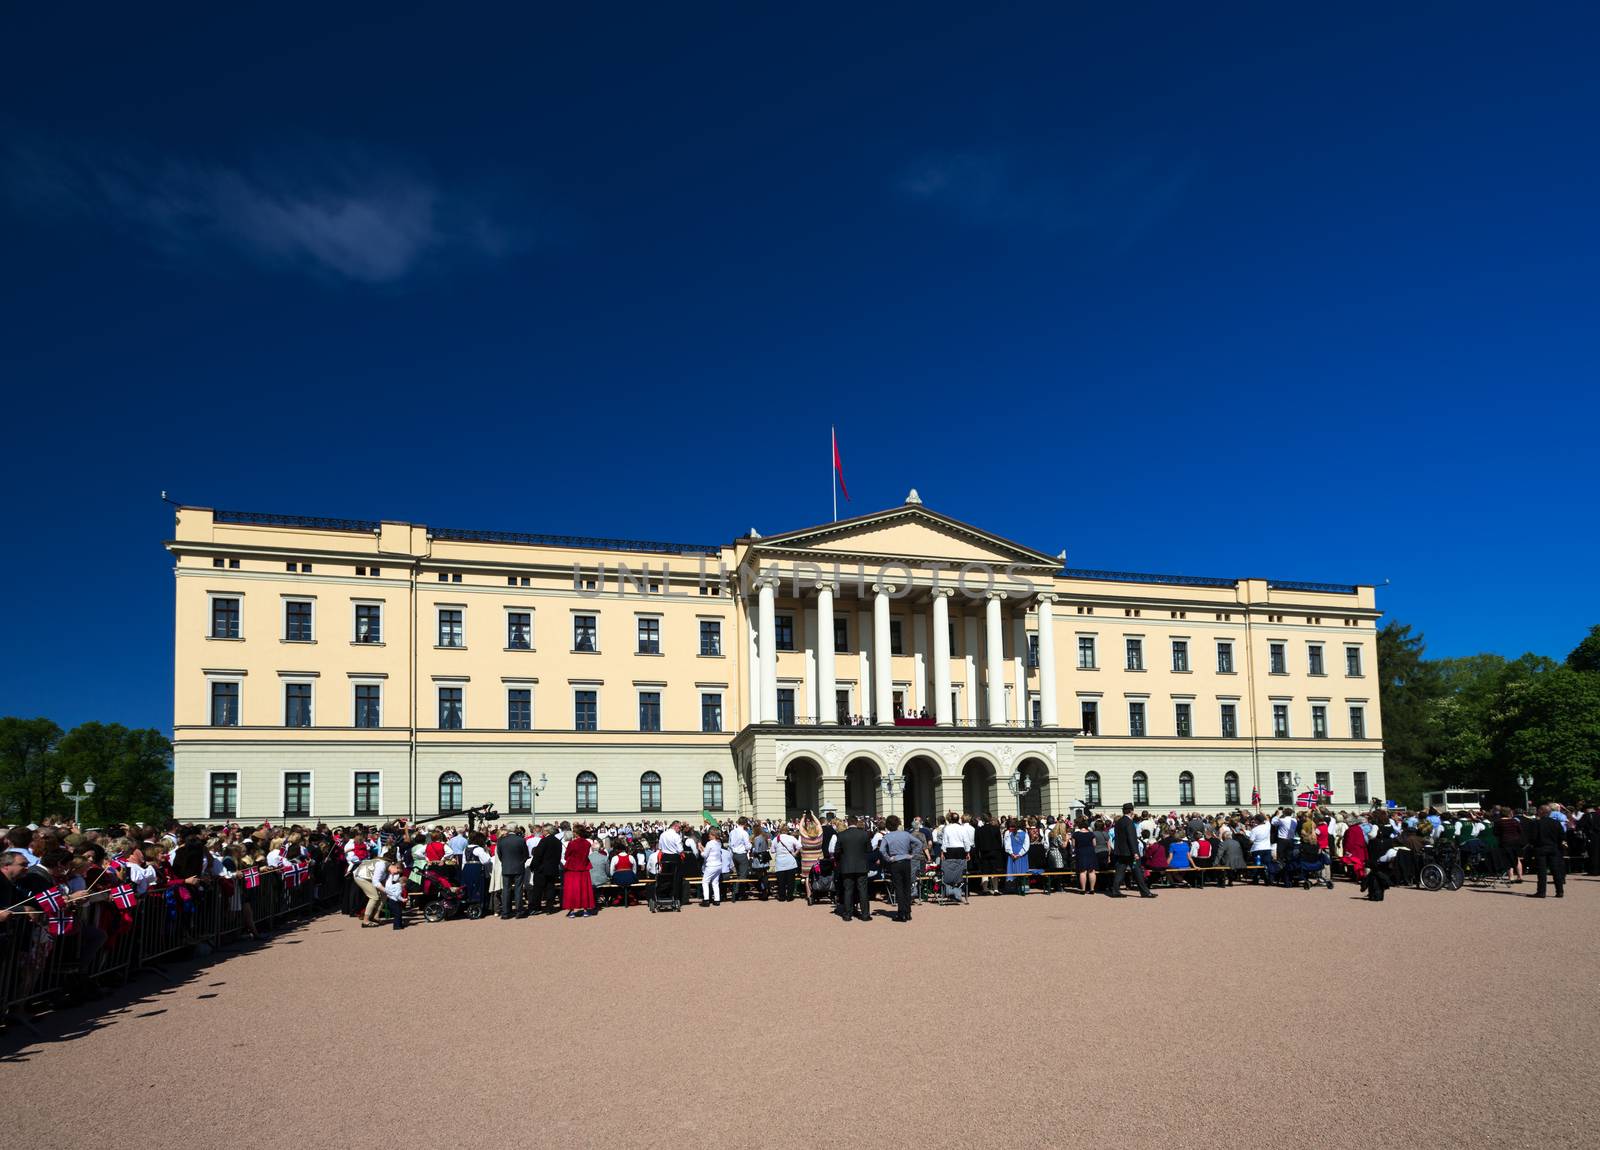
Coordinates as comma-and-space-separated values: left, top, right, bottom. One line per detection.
562, 826, 597, 918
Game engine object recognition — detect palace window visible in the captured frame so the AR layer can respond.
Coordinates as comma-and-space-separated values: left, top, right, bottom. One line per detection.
1080, 699, 1098, 735
1312, 704, 1328, 739
209, 772, 238, 820
1346, 646, 1363, 676
701, 693, 723, 733
507, 612, 532, 650
1217, 641, 1234, 673
1128, 701, 1146, 737
438, 609, 464, 648
703, 771, 724, 811
439, 687, 464, 730
574, 690, 598, 731
285, 599, 313, 642
1027, 634, 1039, 668
1308, 644, 1325, 676
1084, 771, 1102, 806
776, 688, 796, 725
1272, 703, 1289, 738
576, 771, 598, 813
1171, 640, 1189, 672
1175, 702, 1192, 737
211, 597, 240, 639
1224, 771, 1241, 806
1269, 642, 1286, 674
210, 681, 239, 727
507, 771, 532, 814
637, 617, 661, 654
355, 603, 382, 643
1178, 771, 1195, 806
640, 771, 662, 812
283, 772, 311, 819
1132, 771, 1150, 806
1126, 638, 1144, 671
834, 617, 849, 653
355, 683, 381, 729
1354, 771, 1370, 805
638, 691, 662, 732
438, 772, 463, 815
354, 771, 379, 817
700, 620, 722, 656
1078, 636, 1096, 670
284, 682, 312, 728
1277, 772, 1294, 806
889, 619, 904, 655
574, 615, 598, 653
508, 688, 532, 731
1220, 703, 1237, 738
1350, 705, 1366, 739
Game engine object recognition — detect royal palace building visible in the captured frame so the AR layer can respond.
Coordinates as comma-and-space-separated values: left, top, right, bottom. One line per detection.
165, 495, 1386, 824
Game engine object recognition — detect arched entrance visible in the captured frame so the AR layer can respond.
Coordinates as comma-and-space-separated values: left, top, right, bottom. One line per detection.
901, 755, 941, 826
1017, 756, 1050, 817
962, 757, 997, 816
784, 757, 821, 819
844, 757, 880, 818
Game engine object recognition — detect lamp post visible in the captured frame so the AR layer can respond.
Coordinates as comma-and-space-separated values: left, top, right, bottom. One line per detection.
1008, 767, 1033, 812
1516, 773, 1534, 812
529, 772, 549, 820
60, 776, 95, 823
880, 770, 902, 818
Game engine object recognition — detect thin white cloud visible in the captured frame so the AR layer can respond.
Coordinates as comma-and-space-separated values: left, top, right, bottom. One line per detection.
898, 148, 1195, 245
5, 144, 521, 284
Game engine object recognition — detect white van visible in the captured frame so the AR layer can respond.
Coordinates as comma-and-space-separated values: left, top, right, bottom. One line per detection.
1420, 789, 1489, 813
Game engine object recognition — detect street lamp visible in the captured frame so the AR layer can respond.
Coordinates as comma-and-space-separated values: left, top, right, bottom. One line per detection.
880, 770, 902, 817
60, 776, 95, 823
1008, 768, 1033, 805
1516, 773, 1534, 812
529, 772, 549, 819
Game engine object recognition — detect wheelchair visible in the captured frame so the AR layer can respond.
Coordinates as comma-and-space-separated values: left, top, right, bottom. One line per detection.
1418, 839, 1466, 892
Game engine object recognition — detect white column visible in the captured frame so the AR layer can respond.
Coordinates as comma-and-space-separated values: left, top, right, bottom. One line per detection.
803, 606, 818, 723
817, 581, 837, 723
1037, 594, 1058, 726
873, 584, 895, 724
985, 592, 1006, 727
962, 616, 979, 723
912, 613, 928, 715
758, 577, 778, 723
746, 594, 762, 725
1012, 614, 1027, 723
932, 589, 953, 725
857, 607, 874, 723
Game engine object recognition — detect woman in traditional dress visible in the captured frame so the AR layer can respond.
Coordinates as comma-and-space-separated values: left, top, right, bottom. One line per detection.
562, 825, 597, 918
1004, 819, 1029, 894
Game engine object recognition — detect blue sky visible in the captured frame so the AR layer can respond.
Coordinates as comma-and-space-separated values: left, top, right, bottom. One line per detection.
2, 3, 1597, 732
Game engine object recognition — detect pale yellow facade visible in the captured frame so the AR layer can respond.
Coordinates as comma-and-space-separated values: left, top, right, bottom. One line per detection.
166, 497, 1385, 824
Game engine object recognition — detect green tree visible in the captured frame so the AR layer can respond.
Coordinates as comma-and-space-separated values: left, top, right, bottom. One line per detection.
1432, 653, 1556, 788
54, 721, 173, 826
1566, 624, 1600, 674
1376, 621, 1441, 807
1491, 666, 1600, 806
0, 716, 66, 824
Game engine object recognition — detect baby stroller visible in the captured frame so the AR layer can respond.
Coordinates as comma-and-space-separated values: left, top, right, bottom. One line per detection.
806, 860, 836, 906
647, 855, 682, 913
933, 856, 968, 904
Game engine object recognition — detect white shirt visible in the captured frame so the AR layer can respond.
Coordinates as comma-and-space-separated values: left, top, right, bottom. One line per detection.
659, 828, 683, 855
703, 840, 725, 870
125, 860, 158, 895
1247, 824, 1271, 853
773, 833, 801, 871
728, 826, 752, 854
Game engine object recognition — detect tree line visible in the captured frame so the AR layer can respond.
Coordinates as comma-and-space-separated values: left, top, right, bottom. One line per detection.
0, 718, 173, 826
1379, 621, 1600, 808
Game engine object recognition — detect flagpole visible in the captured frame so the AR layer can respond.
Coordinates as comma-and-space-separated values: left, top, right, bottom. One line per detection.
831, 426, 837, 523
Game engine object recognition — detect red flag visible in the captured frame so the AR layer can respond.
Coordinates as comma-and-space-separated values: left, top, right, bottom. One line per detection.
832, 427, 849, 502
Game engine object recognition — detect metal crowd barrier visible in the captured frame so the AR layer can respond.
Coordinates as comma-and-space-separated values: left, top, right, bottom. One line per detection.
0, 869, 320, 1031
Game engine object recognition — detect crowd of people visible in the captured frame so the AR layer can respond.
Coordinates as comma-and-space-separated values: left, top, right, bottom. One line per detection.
3, 797, 1594, 956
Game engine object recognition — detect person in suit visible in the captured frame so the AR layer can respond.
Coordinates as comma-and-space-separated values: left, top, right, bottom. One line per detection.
1110, 803, 1156, 898
878, 815, 917, 922
529, 825, 564, 914
973, 815, 1005, 895
833, 816, 873, 922
497, 827, 530, 919
1530, 804, 1568, 898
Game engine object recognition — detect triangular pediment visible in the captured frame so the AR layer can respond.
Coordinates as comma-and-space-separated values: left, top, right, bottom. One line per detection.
746, 505, 1060, 568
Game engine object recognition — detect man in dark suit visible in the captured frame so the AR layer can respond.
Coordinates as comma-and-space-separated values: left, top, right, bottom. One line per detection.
497, 827, 530, 918
833, 816, 873, 922
528, 825, 563, 914
973, 815, 1005, 895
1110, 803, 1156, 898
1530, 804, 1568, 899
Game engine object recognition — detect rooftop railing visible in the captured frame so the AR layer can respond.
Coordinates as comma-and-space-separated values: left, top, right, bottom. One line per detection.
215, 509, 382, 533
1059, 567, 1237, 588
432, 525, 722, 556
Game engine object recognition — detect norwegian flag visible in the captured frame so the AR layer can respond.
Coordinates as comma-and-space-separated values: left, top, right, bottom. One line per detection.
281, 862, 304, 889
45, 911, 77, 937
109, 884, 138, 910
32, 885, 67, 915
102, 856, 125, 875
242, 868, 261, 890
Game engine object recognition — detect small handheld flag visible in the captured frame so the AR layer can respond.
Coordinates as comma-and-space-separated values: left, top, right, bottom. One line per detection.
32, 885, 66, 916
109, 884, 138, 910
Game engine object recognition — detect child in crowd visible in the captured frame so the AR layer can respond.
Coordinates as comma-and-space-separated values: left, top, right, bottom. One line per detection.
384, 862, 407, 930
